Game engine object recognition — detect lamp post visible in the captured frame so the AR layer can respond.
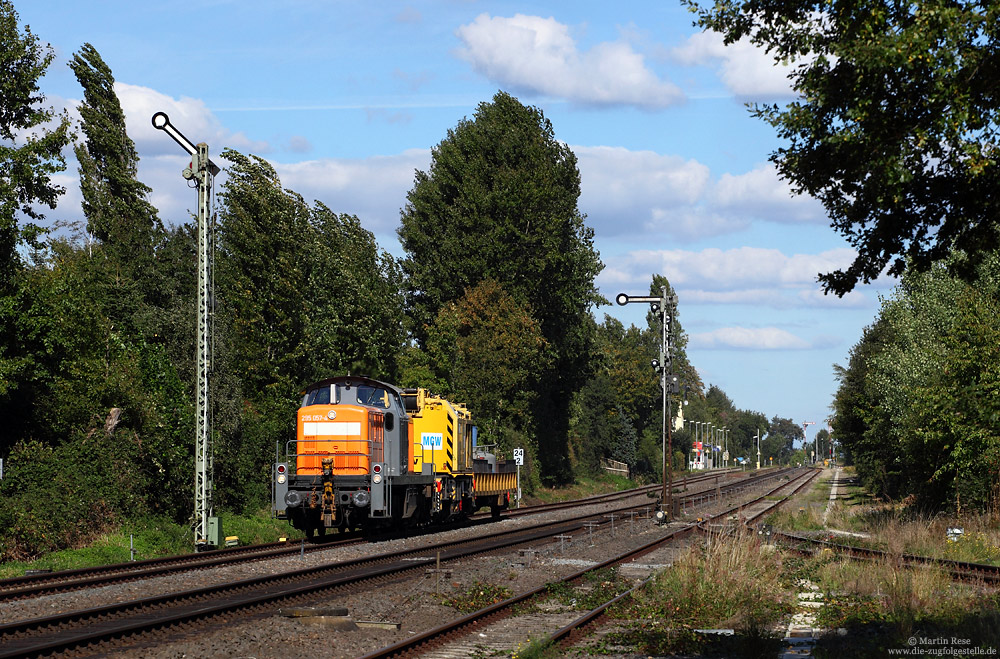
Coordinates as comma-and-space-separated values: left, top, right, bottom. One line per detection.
724, 427, 729, 468
718, 426, 724, 468
699, 422, 706, 470
702, 424, 707, 469
710, 424, 716, 468
616, 289, 679, 516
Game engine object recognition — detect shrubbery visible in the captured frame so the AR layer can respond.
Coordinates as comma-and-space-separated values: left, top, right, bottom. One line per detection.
0, 433, 147, 560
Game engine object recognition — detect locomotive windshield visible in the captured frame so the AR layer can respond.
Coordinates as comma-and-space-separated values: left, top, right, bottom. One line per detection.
300, 380, 400, 410
356, 384, 392, 409
302, 385, 338, 407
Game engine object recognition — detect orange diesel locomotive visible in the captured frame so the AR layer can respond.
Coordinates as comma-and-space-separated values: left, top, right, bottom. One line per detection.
273, 375, 517, 536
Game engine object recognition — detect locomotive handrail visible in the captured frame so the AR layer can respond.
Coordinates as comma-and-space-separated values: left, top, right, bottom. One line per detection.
283, 437, 376, 475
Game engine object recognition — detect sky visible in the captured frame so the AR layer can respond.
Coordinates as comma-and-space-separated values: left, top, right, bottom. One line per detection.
15, 0, 896, 449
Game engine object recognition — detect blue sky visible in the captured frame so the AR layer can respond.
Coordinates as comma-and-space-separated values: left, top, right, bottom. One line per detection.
17, 1, 895, 447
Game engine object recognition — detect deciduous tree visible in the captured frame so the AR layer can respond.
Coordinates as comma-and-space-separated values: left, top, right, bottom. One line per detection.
0, 0, 71, 290
684, 0, 1000, 295
425, 279, 547, 455
0, 0, 71, 412
398, 91, 604, 482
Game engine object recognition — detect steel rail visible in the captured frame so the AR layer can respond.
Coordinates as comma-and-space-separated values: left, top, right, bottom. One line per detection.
0, 482, 760, 659
360, 468, 817, 658
0, 468, 756, 604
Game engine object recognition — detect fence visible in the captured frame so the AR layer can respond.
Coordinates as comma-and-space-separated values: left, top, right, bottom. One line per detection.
600, 458, 629, 478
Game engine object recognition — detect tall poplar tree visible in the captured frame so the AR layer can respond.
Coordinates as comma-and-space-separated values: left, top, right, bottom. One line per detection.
399, 91, 604, 483
70, 42, 162, 311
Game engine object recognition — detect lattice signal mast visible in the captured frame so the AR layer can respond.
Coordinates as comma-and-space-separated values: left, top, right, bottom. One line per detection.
152, 112, 222, 550
616, 288, 679, 518
803, 421, 816, 464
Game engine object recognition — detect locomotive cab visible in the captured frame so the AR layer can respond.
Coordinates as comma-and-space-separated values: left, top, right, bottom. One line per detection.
276, 376, 410, 536
273, 375, 518, 537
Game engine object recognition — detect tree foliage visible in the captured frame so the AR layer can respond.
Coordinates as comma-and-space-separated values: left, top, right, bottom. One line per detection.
398, 91, 603, 482
684, 0, 1000, 295
763, 416, 803, 464
832, 254, 1000, 510
0, 0, 71, 290
216, 149, 406, 509
0, 0, 72, 414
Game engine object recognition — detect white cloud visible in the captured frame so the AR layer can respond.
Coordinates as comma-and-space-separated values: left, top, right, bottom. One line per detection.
683, 288, 789, 306
575, 146, 725, 239
274, 149, 431, 238
712, 163, 824, 224
575, 151, 825, 242
455, 14, 684, 108
673, 31, 794, 100
115, 83, 270, 157
646, 207, 750, 241
796, 287, 870, 309
681, 287, 870, 309
599, 246, 887, 309
656, 246, 856, 290
691, 327, 812, 350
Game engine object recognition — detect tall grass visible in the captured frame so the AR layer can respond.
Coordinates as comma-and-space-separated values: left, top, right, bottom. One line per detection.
811, 549, 1000, 653
772, 466, 1000, 565
525, 473, 637, 505
606, 526, 791, 657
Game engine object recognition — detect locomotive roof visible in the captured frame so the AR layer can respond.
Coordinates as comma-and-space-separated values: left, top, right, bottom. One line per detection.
299, 375, 403, 396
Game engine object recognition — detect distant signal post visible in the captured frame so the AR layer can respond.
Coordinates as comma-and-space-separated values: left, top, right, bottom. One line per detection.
616, 288, 679, 518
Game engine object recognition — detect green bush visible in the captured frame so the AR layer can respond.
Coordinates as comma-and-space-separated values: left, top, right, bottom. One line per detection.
0, 433, 149, 561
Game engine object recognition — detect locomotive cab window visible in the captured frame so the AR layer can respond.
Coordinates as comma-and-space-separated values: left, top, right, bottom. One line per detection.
356, 385, 391, 409
302, 385, 337, 407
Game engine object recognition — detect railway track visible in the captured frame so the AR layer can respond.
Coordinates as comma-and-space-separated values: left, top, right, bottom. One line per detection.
0, 467, 744, 604
770, 528, 1000, 585
0, 468, 787, 657
359, 467, 820, 658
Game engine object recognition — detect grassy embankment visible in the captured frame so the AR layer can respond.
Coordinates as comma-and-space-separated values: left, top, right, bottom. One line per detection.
0, 511, 302, 579
0, 472, 637, 579
767, 467, 1000, 655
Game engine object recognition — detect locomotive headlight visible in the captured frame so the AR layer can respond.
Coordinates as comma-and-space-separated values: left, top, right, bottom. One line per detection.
372, 473, 383, 484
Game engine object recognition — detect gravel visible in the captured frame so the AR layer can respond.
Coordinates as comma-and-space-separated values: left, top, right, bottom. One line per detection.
8, 477, 777, 658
